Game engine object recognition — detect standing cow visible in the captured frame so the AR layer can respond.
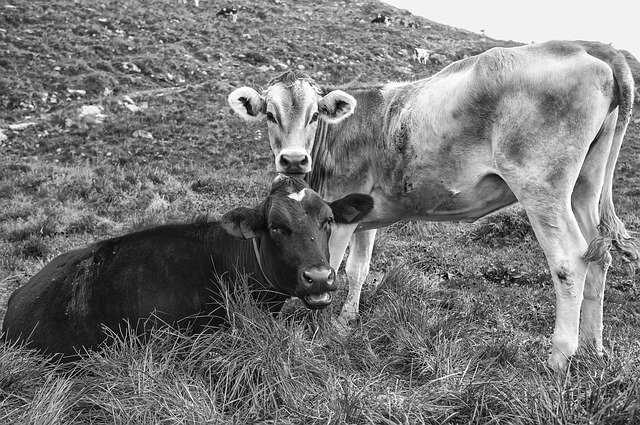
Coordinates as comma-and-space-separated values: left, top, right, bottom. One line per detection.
228, 40, 640, 371
1, 177, 373, 358
412, 47, 430, 64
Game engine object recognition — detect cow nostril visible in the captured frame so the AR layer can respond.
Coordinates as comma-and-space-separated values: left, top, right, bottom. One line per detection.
300, 156, 309, 166
327, 270, 335, 286
280, 157, 290, 167
303, 271, 313, 283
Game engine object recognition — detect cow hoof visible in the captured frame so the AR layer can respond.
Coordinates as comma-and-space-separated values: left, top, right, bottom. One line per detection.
547, 354, 569, 373
330, 317, 351, 336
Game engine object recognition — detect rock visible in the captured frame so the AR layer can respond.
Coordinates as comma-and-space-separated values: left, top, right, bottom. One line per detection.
67, 89, 87, 96
78, 105, 106, 124
120, 96, 147, 113
297, 64, 305, 70
132, 129, 154, 139
0, 129, 7, 142
122, 62, 141, 73
9, 122, 37, 131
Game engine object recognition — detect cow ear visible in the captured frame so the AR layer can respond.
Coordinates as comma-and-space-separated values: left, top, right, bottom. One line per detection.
318, 90, 356, 124
221, 207, 264, 239
228, 87, 266, 122
329, 194, 374, 224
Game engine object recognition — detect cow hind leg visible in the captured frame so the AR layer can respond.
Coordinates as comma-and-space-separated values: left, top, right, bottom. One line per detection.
571, 114, 614, 356
572, 171, 610, 356
338, 229, 377, 326
522, 199, 591, 371
576, 110, 640, 354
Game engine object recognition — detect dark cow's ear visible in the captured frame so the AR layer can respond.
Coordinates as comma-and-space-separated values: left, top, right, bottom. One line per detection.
318, 90, 357, 124
329, 194, 374, 224
228, 87, 266, 122
221, 207, 264, 239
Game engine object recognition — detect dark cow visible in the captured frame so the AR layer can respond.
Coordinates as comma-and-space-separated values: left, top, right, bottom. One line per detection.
1, 177, 373, 358
216, 7, 238, 22
228, 40, 640, 371
370, 14, 390, 26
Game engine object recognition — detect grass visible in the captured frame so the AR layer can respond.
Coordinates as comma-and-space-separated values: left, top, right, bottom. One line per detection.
1, 0, 640, 423
2, 270, 638, 423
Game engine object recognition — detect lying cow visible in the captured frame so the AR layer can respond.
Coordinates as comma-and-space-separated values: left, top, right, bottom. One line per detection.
227, 40, 640, 371
412, 47, 430, 64
181, 0, 200, 7
1, 177, 373, 358
216, 7, 238, 22
371, 14, 390, 26
428, 52, 449, 65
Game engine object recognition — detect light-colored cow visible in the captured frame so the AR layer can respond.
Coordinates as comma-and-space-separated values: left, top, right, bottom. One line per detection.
228, 40, 639, 371
181, 0, 200, 7
412, 47, 430, 64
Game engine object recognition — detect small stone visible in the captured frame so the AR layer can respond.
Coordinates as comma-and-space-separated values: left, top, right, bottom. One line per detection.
9, 122, 36, 131
132, 129, 153, 139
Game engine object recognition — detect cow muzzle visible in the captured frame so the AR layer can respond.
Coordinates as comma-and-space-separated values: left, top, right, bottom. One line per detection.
276, 151, 312, 175
298, 266, 336, 309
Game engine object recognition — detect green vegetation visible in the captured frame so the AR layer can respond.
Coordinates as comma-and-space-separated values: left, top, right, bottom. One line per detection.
1, 0, 639, 423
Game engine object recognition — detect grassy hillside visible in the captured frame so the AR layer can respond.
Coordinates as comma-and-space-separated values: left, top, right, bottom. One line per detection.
1, 0, 639, 423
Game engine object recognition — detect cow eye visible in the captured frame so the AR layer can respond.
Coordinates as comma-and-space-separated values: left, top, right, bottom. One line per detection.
269, 224, 290, 235
266, 111, 277, 124
309, 112, 319, 124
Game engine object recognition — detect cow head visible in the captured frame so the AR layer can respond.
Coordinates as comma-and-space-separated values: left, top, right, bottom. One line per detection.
221, 175, 373, 309
228, 71, 357, 175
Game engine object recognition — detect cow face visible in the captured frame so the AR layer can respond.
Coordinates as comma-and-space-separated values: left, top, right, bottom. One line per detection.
228, 71, 357, 175
221, 176, 372, 308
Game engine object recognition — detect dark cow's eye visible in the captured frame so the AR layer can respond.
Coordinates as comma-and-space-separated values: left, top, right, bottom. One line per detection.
270, 224, 290, 235
266, 111, 277, 124
309, 112, 319, 124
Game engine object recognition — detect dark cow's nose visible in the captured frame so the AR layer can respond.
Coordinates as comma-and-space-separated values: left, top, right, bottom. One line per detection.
279, 153, 310, 174
300, 267, 336, 291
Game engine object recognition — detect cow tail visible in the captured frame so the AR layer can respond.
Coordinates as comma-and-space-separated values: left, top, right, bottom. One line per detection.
582, 50, 639, 275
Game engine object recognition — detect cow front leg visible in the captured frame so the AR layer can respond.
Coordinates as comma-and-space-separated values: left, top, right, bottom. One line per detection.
328, 223, 358, 271
338, 229, 376, 326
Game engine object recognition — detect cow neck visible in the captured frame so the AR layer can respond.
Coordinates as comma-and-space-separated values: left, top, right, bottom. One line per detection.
307, 118, 331, 196
251, 238, 275, 289
307, 88, 384, 198
248, 236, 288, 297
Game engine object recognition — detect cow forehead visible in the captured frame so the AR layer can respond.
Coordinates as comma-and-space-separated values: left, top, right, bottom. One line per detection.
270, 188, 329, 222
288, 188, 307, 202
266, 80, 319, 112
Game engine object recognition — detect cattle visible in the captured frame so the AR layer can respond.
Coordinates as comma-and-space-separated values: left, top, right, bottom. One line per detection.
1, 176, 373, 359
181, 0, 200, 7
216, 7, 238, 22
371, 14, 390, 26
428, 52, 449, 65
227, 40, 640, 371
412, 47, 430, 64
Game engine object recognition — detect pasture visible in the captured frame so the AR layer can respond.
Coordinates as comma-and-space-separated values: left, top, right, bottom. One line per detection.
1, 0, 639, 423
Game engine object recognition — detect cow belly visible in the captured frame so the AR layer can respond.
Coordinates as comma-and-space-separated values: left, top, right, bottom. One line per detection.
359, 173, 517, 230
